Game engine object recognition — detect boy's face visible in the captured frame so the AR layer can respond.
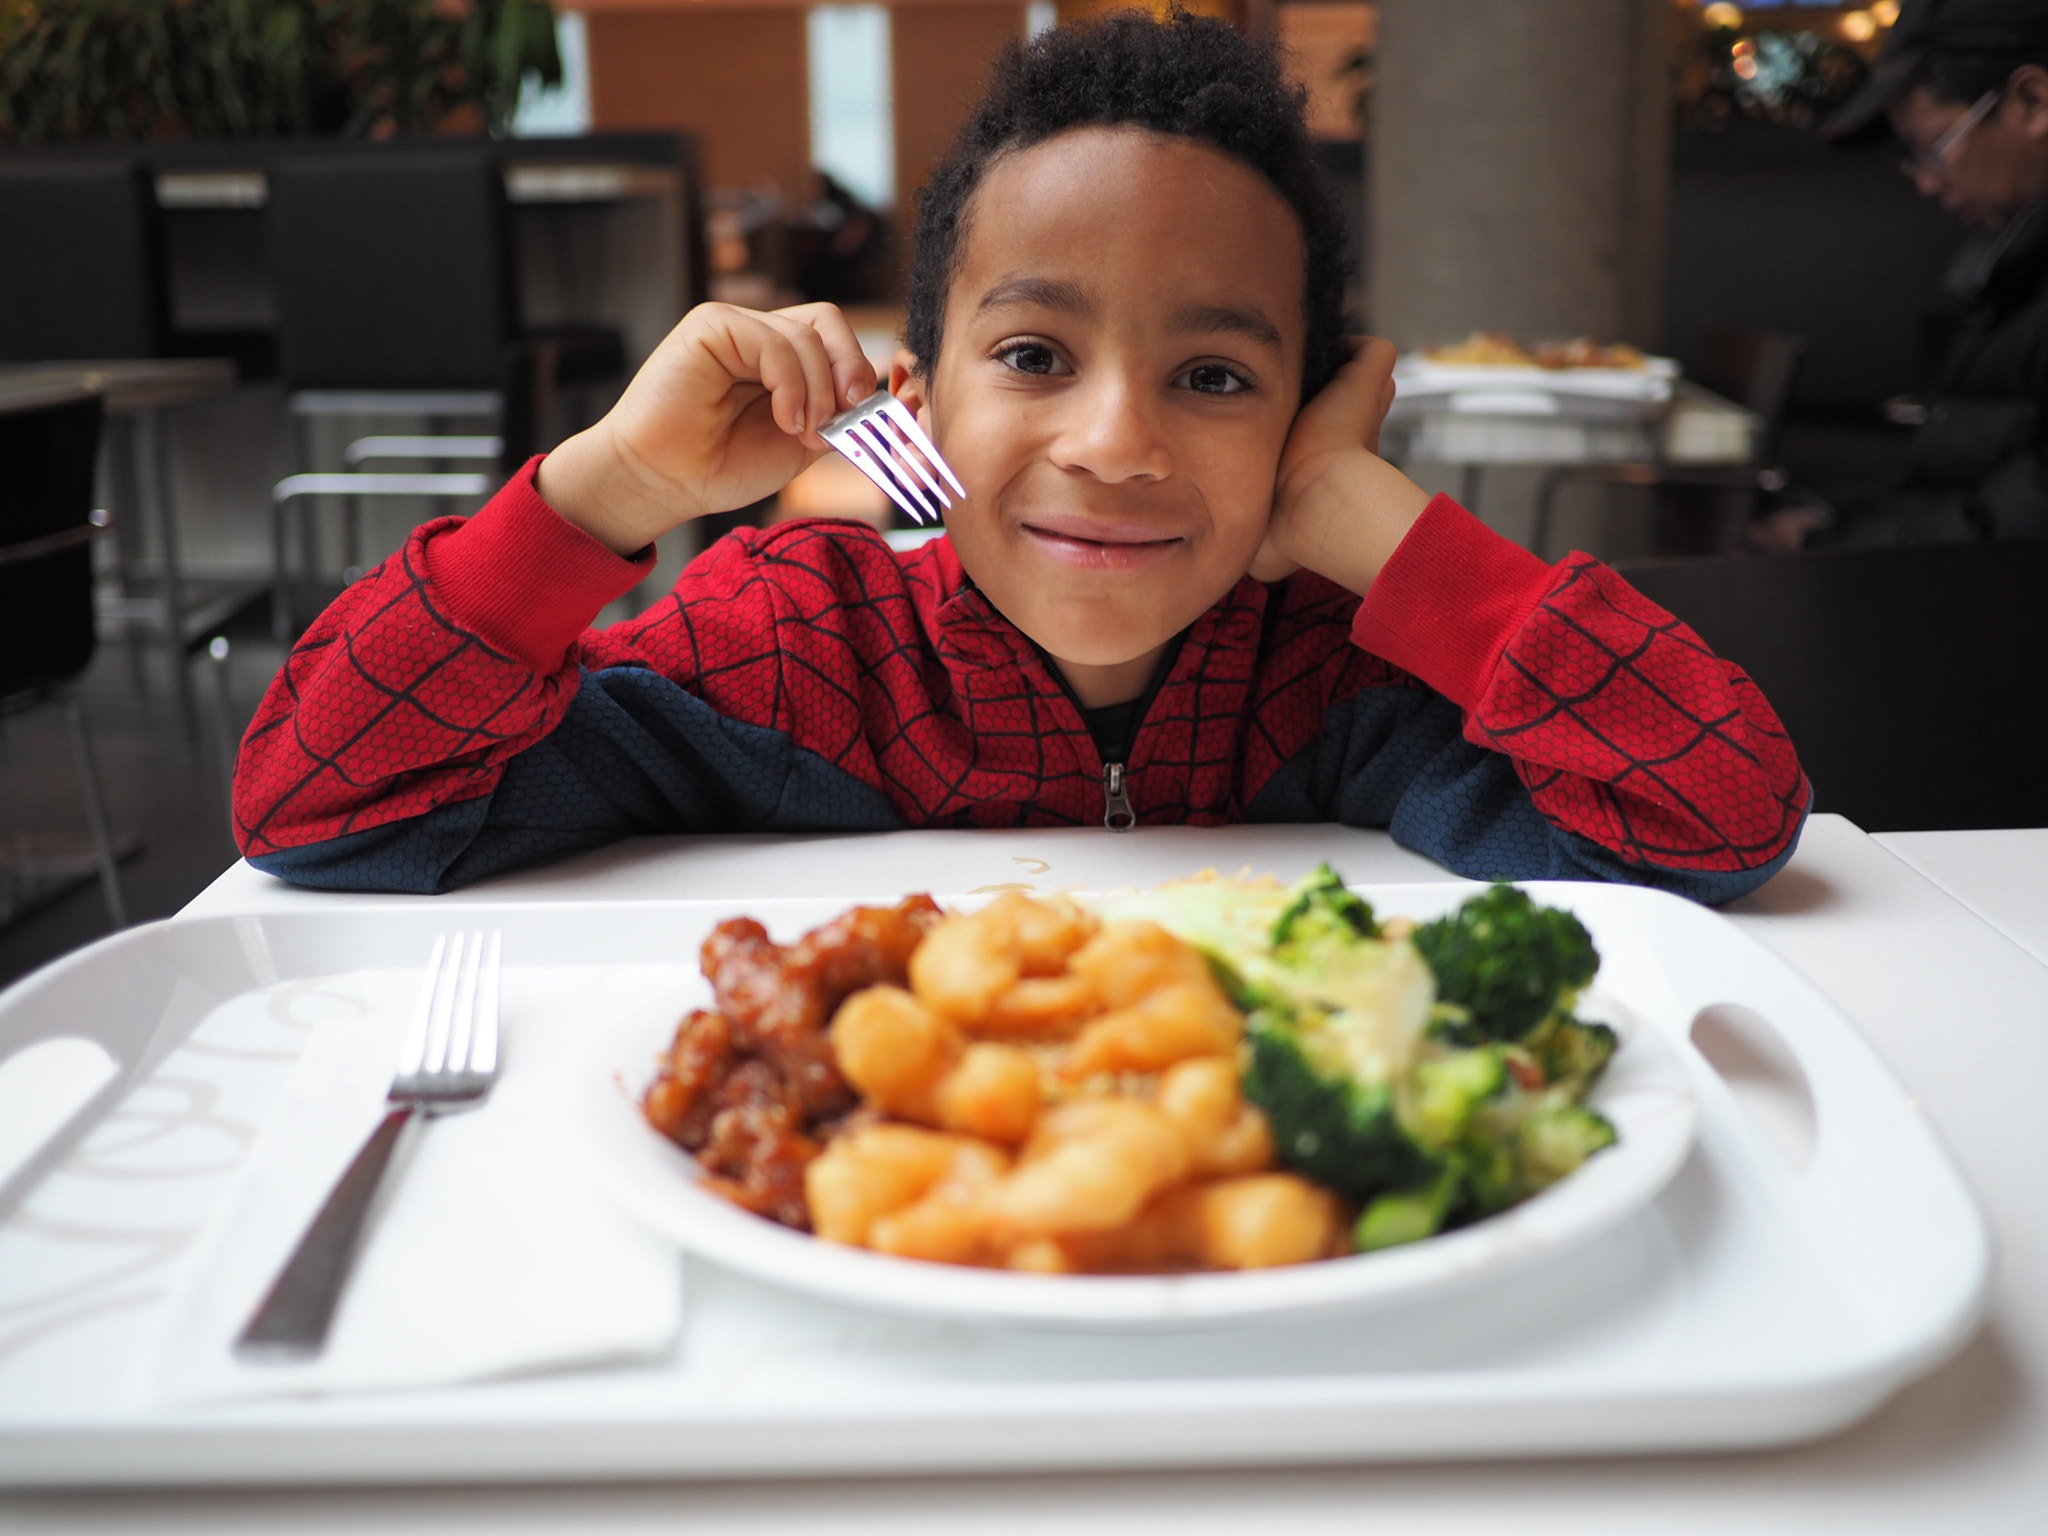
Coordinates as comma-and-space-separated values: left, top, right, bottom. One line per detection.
893, 127, 1308, 708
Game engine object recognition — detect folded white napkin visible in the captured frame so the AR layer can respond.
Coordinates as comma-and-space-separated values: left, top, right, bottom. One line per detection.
136, 970, 682, 1405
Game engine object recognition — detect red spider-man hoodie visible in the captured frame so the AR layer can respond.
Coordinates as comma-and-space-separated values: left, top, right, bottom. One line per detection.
232, 460, 1808, 902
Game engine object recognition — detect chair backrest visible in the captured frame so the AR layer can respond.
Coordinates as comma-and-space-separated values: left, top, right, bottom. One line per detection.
0, 159, 167, 362
0, 392, 105, 698
1616, 541, 2048, 833
1692, 327, 1808, 462
264, 145, 516, 391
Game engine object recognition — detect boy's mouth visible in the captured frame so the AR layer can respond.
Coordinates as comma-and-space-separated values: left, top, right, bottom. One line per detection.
1019, 515, 1184, 570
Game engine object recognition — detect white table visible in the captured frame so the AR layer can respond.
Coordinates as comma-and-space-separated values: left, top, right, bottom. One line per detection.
5, 814, 2044, 1533
1381, 380, 1762, 524
1876, 827, 2048, 969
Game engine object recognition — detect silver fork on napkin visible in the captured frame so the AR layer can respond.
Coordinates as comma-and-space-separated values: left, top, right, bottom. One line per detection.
820, 389, 967, 526
236, 931, 502, 1359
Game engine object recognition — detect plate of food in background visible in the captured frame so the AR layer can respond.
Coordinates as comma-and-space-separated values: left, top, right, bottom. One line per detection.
1395, 331, 1681, 414
575, 869, 1697, 1328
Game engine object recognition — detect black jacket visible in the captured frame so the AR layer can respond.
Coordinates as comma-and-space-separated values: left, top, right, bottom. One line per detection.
1836, 196, 2048, 543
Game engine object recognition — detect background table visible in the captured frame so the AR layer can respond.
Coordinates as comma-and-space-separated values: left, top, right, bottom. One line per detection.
1381, 380, 1762, 520
7, 814, 2044, 1533
0, 359, 243, 742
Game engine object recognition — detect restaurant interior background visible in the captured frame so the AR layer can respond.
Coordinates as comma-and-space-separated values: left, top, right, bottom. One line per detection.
0, 0, 1986, 983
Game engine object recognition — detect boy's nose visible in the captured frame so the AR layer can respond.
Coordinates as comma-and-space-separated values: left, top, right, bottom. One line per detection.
1050, 373, 1174, 484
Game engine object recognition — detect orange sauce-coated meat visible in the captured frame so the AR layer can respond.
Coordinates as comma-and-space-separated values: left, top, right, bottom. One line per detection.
644, 895, 945, 1230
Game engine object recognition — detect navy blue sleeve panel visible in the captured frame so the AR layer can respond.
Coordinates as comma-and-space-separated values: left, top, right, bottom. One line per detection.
1245, 684, 1800, 907
248, 665, 904, 894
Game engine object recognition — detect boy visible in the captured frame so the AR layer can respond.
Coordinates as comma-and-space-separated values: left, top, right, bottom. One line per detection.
233, 13, 1807, 902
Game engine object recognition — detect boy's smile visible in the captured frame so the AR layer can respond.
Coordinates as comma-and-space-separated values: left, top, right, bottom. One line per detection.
893, 127, 1308, 709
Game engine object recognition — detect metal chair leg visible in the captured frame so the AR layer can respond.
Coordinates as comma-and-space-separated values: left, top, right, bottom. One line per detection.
271, 497, 293, 642
107, 418, 151, 696
61, 692, 127, 930
206, 637, 239, 832
139, 407, 200, 747
1459, 463, 1483, 517
1533, 468, 1571, 563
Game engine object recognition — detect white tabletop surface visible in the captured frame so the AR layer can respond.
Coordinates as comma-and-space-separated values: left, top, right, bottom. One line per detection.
1876, 827, 2048, 968
7, 813, 2046, 1533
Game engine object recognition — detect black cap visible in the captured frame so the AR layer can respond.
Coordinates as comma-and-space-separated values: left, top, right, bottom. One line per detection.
1822, 0, 2048, 143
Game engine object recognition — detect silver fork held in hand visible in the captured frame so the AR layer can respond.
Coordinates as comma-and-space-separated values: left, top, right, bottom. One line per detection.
236, 931, 502, 1359
819, 389, 967, 527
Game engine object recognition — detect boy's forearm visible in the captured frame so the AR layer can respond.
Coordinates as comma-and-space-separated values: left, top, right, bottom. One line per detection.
536, 422, 696, 558
233, 463, 654, 860
1272, 448, 1434, 597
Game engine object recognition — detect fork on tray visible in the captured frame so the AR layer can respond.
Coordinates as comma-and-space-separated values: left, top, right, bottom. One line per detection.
820, 389, 967, 526
236, 931, 503, 1359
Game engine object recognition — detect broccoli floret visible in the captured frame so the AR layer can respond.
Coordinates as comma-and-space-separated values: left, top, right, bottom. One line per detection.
1242, 1017, 1439, 1200
1413, 885, 1598, 1042
1395, 1046, 1509, 1151
1452, 1128, 1524, 1218
1355, 1165, 1461, 1251
1450, 1097, 1619, 1218
1518, 1104, 1618, 1190
1094, 868, 1619, 1247
1272, 863, 1379, 965
1522, 1014, 1618, 1089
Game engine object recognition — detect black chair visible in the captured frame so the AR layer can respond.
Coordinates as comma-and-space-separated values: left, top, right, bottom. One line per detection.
0, 160, 167, 362
1534, 328, 1808, 560
266, 144, 625, 456
0, 153, 271, 370
0, 390, 128, 929
1615, 540, 2048, 832
0, 157, 263, 742
262, 144, 625, 628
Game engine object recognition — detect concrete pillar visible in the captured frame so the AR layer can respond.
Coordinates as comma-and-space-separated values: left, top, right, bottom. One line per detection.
1369, 0, 1671, 351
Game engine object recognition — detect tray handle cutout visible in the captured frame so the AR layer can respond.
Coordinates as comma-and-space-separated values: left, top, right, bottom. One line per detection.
1688, 1004, 1817, 1174
0, 1036, 120, 1198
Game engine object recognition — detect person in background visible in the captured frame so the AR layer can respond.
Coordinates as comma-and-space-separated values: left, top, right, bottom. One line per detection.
788, 171, 885, 306
1762, 0, 2048, 548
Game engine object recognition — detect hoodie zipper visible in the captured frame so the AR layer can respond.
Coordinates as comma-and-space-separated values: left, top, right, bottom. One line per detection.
1027, 633, 1187, 834
1101, 762, 1136, 833
1082, 639, 1184, 833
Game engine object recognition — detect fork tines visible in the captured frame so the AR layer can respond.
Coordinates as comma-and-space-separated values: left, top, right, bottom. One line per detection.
820, 390, 967, 527
393, 930, 501, 1100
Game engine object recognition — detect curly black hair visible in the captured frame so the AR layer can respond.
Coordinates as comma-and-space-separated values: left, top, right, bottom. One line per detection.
904, 9, 1352, 400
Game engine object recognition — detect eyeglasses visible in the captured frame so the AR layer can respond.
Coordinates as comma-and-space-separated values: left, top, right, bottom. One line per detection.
1900, 89, 2001, 182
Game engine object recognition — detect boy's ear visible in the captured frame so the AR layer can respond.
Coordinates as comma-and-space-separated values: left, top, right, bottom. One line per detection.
890, 349, 932, 432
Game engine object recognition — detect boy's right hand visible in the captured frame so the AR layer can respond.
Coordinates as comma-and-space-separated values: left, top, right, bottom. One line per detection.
536, 302, 879, 557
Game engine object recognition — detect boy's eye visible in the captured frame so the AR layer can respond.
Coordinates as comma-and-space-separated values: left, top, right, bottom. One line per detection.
996, 342, 1070, 377
1178, 362, 1252, 396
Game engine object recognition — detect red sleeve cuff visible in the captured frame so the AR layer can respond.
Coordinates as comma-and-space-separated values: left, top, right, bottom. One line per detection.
1351, 493, 1556, 710
418, 456, 656, 675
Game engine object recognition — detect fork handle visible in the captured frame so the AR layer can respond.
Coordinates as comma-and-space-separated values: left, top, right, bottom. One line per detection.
236, 1104, 414, 1359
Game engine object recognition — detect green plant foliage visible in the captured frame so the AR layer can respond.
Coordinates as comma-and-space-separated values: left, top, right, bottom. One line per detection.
0, 0, 562, 144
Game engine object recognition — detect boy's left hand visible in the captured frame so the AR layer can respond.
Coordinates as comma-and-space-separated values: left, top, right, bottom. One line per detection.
1251, 335, 1433, 594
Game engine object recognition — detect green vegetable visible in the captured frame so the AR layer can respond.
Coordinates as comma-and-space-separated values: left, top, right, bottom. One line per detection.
1272, 863, 1380, 964
1518, 1104, 1618, 1190
1090, 868, 1621, 1254
1356, 1165, 1461, 1251
1522, 1014, 1618, 1090
1242, 1019, 1438, 1200
1414, 884, 1598, 1043
1396, 1045, 1509, 1151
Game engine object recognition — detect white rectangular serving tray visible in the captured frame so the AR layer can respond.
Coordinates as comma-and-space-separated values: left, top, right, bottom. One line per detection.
0, 881, 1988, 1486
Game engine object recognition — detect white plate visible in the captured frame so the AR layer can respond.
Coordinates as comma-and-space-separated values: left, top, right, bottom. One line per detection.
576, 888, 1698, 1330
1394, 353, 1681, 402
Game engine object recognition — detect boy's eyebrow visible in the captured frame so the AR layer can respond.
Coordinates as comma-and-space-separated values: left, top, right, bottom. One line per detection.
1170, 302, 1284, 353
976, 275, 1095, 318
